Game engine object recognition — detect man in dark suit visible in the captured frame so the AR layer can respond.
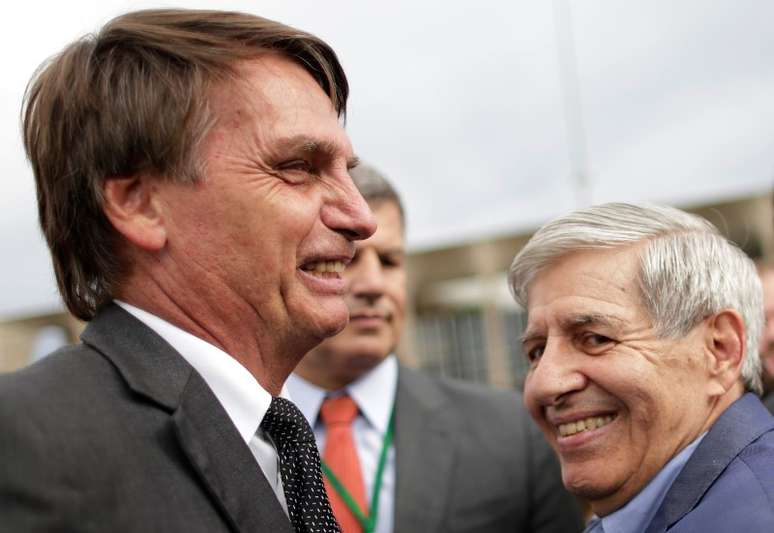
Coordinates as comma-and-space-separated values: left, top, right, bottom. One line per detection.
509, 203, 774, 532
287, 165, 583, 533
0, 9, 376, 532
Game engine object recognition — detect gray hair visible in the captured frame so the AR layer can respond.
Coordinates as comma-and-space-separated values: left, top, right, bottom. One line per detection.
508, 202, 763, 394
350, 163, 405, 228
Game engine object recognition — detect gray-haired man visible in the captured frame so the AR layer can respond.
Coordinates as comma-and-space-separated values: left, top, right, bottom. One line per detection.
509, 203, 774, 532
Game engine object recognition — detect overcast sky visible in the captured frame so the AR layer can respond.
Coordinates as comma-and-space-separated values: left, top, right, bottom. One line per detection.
2, 0, 773, 319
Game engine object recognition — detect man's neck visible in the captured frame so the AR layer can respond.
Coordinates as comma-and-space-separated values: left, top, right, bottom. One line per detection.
116, 285, 303, 396
293, 366, 356, 391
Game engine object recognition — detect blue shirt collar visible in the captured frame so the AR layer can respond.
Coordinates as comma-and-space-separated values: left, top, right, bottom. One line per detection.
600, 432, 706, 533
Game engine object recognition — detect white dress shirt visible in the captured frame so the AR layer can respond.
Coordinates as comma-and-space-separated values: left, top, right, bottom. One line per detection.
286, 355, 398, 533
115, 301, 289, 514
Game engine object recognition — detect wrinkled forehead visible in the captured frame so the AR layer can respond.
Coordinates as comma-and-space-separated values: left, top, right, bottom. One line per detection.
208, 54, 340, 124
525, 247, 646, 321
201, 55, 353, 165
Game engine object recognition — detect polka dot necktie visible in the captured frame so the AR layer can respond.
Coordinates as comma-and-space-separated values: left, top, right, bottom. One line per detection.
261, 397, 342, 533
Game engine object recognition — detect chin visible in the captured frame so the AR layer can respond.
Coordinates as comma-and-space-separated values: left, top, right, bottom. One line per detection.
563, 468, 619, 505
320, 316, 350, 339
304, 303, 351, 341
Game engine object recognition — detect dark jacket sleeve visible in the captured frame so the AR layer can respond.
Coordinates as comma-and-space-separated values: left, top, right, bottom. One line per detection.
0, 365, 82, 532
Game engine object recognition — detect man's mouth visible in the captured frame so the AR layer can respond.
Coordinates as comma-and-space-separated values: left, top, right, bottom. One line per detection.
351, 309, 390, 320
556, 414, 615, 437
300, 260, 346, 278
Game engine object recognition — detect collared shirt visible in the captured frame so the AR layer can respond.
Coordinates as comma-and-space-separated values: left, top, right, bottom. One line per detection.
589, 432, 707, 533
115, 300, 290, 514
286, 355, 398, 533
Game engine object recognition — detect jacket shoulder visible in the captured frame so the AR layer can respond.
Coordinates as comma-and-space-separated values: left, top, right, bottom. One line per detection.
669, 426, 774, 531
0, 343, 129, 446
0, 343, 117, 403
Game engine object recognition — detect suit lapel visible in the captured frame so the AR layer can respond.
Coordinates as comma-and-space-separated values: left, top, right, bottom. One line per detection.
82, 303, 293, 533
393, 367, 456, 533
173, 373, 293, 533
651, 394, 774, 531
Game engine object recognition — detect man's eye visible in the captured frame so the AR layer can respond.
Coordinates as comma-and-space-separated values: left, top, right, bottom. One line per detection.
380, 256, 401, 268
524, 344, 545, 363
579, 332, 614, 352
277, 160, 315, 174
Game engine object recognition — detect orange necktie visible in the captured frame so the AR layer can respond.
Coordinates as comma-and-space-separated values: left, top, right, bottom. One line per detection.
320, 395, 367, 533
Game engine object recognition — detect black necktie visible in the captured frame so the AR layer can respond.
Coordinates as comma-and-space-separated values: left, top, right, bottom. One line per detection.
261, 396, 341, 533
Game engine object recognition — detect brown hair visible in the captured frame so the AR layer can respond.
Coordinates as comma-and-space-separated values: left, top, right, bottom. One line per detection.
22, 9, 349, 320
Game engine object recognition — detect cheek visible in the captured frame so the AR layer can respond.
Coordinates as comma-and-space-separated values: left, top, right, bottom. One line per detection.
615, 381, 673, 441
522, 380, 544, 421
388, 275, 408, 312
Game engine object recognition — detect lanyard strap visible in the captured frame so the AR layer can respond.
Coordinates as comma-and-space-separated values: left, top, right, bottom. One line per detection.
321, 406, 395, 533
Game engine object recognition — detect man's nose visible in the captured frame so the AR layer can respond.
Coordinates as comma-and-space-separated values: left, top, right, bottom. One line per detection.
321, 173, 377, 241
525, 338, 587, 407
350, 251, 386, 303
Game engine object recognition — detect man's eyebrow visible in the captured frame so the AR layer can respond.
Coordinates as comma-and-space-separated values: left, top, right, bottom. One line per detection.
520, 313, 624, 344
560, 313, 624, 331
275, 135, 357, 167
381, 247, 405, 257
520, 328, 544, 345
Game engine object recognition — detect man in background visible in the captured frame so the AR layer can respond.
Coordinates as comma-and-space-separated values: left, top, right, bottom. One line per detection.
288, 164, 583, 533
756, 262, 774, 412
510, 203, 774, 532
0, 9, 375, 532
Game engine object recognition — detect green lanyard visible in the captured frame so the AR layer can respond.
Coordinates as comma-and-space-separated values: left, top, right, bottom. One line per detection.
321, 406, 395, 533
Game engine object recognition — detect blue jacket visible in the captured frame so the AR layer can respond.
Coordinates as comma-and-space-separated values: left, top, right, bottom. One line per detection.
645, 393, 774, 532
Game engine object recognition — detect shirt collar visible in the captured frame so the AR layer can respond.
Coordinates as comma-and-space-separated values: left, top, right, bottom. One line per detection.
286, 354, 398, 432
600, 432, 707, 533
115, 300, 289, 444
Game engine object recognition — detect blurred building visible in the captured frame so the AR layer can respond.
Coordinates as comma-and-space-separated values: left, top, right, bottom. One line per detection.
2, 193, 773, 388
0, 312, 82, 372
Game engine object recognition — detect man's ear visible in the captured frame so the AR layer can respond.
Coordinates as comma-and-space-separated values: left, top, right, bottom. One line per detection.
102, 175, 166, 251
704, 309, 745, 396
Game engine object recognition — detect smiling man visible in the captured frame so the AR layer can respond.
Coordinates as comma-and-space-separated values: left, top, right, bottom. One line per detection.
288, 165, 583, 533
0, 9, 375, 532
508, 203, 774, 532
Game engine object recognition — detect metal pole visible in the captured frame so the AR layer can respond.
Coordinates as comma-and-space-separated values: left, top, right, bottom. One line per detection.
553, 0, 591, 206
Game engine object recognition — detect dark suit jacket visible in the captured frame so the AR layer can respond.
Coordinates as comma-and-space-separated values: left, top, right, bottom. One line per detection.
645, 393, 774, 532
392, 367, 583, 533
0, 304, 292, 532
764, 391, 774, 415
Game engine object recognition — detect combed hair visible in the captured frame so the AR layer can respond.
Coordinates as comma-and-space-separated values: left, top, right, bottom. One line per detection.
349, 163, 405, 228
22, 8, 349, 320
508, 202, 764, 394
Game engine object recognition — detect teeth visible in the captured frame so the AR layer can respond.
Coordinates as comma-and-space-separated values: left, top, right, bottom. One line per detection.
558, 415, 614, 437
306, 261, 345, 274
